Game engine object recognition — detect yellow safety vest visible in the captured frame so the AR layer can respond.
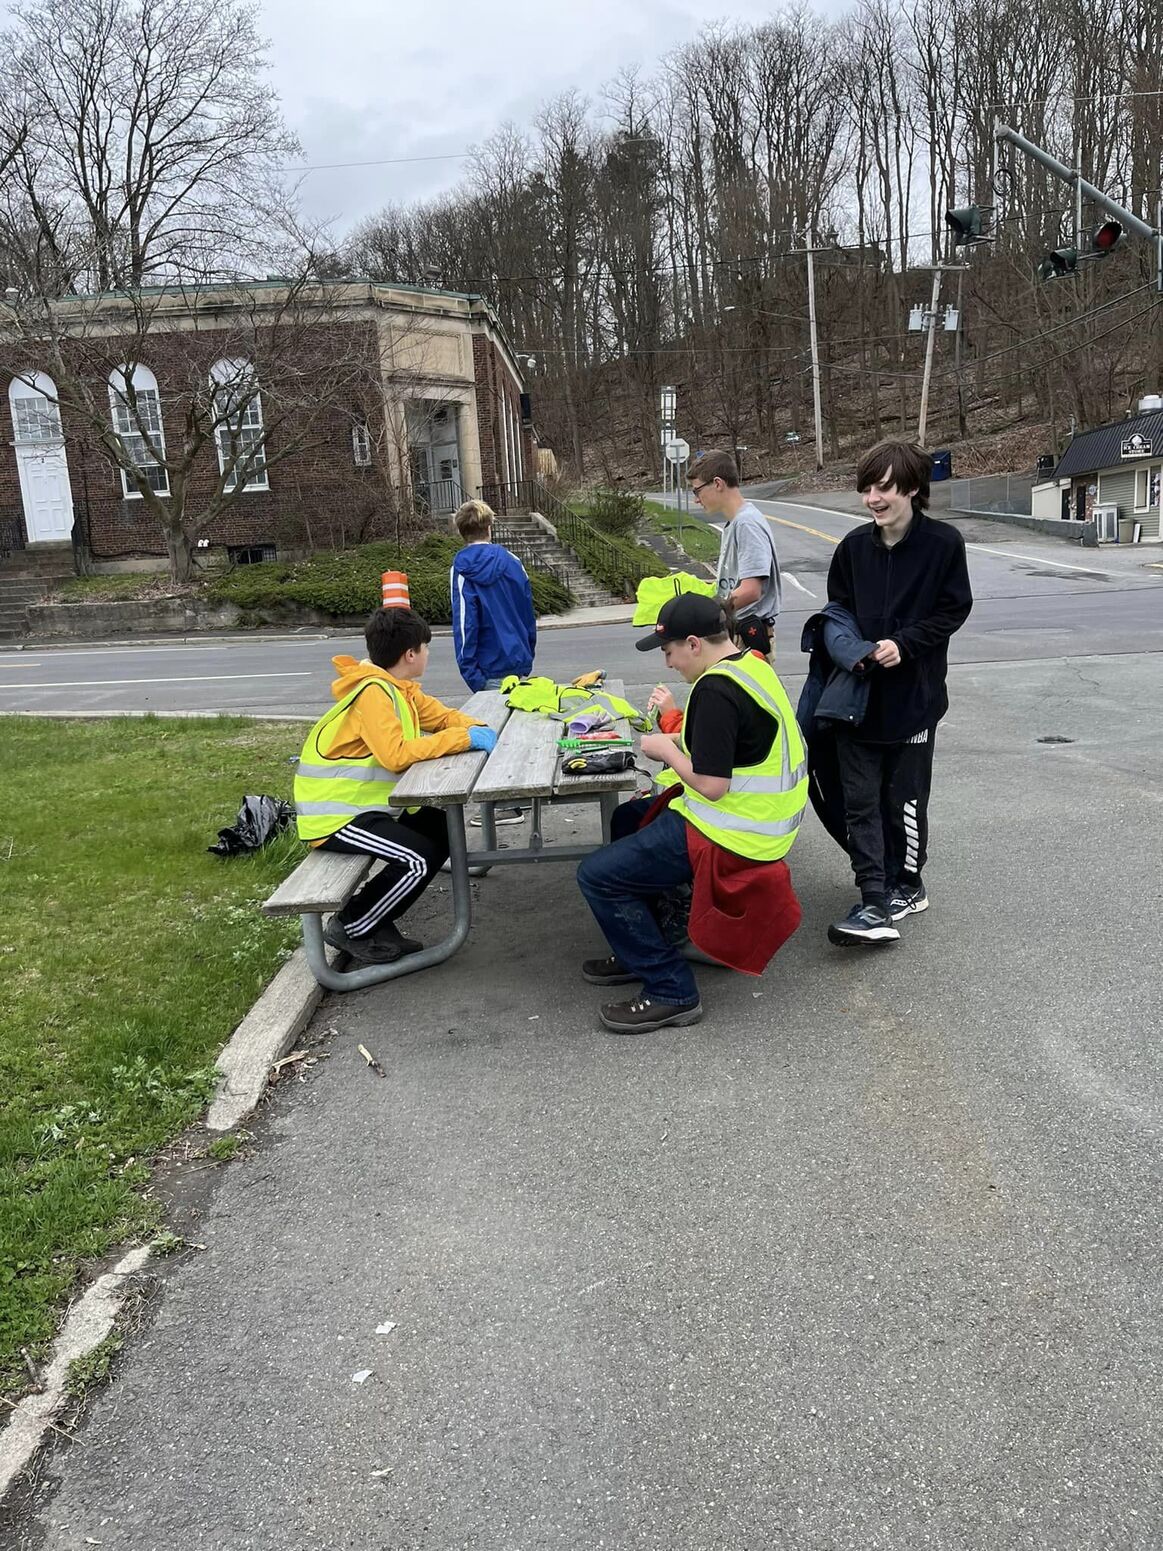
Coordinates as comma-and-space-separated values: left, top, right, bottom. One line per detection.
671, 655, 807, 861
500, 675, 651, 731
632, 571, 718, 626
294, 682, 418, 841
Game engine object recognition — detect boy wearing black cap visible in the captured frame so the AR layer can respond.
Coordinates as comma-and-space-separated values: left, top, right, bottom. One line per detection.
576, 594, 807, 1033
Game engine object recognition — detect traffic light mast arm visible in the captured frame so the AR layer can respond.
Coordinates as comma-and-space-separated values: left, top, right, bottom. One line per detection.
996, 122, 1160, 245
997, 121, 1163, 291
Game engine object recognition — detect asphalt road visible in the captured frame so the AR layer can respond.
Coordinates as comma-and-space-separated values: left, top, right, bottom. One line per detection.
5, 501, 1163, 1549
12, 649, 1163, 1549
1, 497, 1160, 719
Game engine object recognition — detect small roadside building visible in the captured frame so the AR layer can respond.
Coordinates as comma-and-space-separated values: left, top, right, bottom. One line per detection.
1032, 397, 1163, 541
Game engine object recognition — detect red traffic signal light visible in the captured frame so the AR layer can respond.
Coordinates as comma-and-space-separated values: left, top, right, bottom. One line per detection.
1092, 221, 1123, 254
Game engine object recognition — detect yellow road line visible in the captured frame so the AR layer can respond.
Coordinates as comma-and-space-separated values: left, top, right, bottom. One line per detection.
762, 513, 840, 546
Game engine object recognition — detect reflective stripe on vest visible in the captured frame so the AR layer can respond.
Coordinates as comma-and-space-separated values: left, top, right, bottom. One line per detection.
671, 655, 808, 861
294, 681, 417, 841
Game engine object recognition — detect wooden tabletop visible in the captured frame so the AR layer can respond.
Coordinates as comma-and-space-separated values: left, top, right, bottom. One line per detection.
391, 680, 640, 810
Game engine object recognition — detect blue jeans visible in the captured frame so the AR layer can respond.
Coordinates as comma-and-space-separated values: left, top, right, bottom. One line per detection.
577, 803, 698, 1006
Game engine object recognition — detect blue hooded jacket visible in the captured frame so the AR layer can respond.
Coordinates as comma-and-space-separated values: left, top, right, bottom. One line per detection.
450, 542, 537, 692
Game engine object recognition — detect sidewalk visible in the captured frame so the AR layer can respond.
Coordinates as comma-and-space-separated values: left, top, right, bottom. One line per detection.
8, 651, 1162, 1549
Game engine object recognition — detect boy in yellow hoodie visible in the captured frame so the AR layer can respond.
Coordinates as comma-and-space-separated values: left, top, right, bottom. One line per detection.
294, 607, 496, 964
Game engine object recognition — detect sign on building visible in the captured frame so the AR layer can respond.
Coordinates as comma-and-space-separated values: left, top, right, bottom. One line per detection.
1120, 432, 1155, 460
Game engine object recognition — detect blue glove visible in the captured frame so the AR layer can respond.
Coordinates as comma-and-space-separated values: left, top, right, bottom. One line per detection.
468, 725, 497, 752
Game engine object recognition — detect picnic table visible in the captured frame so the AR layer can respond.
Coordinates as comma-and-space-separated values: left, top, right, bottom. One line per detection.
263, 680, 642, 992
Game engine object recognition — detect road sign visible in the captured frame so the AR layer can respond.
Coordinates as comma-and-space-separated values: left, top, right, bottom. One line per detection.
665, 437, 690, 464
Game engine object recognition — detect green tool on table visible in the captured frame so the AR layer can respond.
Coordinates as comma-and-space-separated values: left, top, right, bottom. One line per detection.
557, 734, 634, 750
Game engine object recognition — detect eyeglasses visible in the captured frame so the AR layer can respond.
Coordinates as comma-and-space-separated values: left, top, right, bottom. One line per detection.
690, 481, 710, 497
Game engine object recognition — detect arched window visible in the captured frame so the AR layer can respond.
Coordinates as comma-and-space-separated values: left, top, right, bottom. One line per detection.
210, 359, 268, 491
108, 364, 169, 497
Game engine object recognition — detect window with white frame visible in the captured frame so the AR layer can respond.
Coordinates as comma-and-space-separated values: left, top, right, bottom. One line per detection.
352, 418, 372, 466
11, 385, 62, 444
1134, 463, 1162, 510
210, 359, 269, 491
108, 364, 169, 497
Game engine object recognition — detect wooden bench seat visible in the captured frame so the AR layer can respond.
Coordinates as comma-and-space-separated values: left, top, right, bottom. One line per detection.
262, 849, 373, 919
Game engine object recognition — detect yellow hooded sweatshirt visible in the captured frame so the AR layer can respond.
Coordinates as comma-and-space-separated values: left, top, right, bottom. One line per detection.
303, 655, 484, 844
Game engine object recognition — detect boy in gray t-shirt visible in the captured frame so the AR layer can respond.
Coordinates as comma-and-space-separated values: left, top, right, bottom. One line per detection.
688, 450, 782, 655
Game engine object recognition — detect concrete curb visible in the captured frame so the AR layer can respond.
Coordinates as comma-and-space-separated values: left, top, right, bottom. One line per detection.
207, 946, 323, 1132
0, 1244, 153, 1502
2, 606, 638, 653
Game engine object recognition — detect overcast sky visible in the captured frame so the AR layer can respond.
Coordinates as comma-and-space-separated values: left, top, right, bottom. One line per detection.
263, 0, 794, 240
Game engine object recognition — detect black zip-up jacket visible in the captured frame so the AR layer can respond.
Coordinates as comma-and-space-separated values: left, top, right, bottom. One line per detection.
826, 508, 972, 742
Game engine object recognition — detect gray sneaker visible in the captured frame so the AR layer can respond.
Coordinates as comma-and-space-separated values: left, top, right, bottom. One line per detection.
827, 902, 900, 946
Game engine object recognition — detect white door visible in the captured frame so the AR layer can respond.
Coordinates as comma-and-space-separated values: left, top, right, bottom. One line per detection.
9, 373, 74, 542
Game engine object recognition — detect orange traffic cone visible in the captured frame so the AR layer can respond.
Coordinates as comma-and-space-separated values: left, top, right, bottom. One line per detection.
381, 571, 410, 608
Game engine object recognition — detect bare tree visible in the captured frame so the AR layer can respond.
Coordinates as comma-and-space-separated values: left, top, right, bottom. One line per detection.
0, 0, 299, 291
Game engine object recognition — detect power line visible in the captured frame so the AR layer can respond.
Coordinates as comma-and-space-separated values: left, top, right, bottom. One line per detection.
280, 152, 471, 174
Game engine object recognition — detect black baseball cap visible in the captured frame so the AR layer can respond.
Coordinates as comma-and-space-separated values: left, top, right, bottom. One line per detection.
635, 594, 728, 651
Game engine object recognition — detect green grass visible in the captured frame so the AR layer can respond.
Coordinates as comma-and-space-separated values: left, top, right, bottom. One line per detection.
53, 573, 175, 602
640, 499, 722, 567
0, 716, 304, 1397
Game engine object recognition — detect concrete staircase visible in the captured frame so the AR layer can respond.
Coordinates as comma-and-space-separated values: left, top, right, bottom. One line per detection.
0, 543, 75, 641
494, 515, 620, 608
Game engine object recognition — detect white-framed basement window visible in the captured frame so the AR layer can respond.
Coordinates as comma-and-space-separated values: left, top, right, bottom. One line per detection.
210, 358, 269, 491
108, 364, 169, 497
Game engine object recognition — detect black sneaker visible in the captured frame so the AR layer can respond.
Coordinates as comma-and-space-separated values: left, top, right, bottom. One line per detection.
581, 955, 638, 986
372, 920, 424, 956
599, 996, 703, 1034
324, 917, 422, 964
827, 902, 901, 946
887, 882, 929, 921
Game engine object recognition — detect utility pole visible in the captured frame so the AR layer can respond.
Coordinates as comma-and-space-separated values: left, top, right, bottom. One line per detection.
788, 232, 828, 469
953, 268, 967, 439
912, 264, 967, 446
917, 268, 943, 447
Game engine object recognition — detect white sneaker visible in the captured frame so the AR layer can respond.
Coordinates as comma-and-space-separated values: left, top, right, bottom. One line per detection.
469, 807, 526, 827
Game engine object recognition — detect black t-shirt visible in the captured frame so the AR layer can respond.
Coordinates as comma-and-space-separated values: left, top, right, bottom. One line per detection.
684, 653, 778, 778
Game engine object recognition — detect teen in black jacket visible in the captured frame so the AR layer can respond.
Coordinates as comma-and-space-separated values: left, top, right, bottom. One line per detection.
825, 441, 972, 946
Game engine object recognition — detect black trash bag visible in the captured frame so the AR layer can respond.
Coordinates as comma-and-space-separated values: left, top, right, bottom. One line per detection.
208, 794, 293, 857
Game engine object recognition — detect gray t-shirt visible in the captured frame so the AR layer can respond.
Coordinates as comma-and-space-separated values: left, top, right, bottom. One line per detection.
715, 501, 782, 620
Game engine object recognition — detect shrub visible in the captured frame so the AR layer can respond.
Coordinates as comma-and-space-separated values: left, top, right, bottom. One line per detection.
583, 486, 646, 537
207, 536, 572, 623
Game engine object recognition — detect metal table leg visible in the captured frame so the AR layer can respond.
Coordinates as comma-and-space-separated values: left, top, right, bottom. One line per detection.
599, 791, 620, 843
299, 806, 474, 991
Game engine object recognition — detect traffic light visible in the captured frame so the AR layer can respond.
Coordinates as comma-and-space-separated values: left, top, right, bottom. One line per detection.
945, 206, 985, 245
1038, 247, 1079, 281
1091, 220, 1123, 254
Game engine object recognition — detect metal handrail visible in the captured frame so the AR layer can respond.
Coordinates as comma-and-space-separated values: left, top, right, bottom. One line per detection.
413, 477, 465, 517
491, 521, 571, 591
480, 478, 656, 594
0, 513, 26, 560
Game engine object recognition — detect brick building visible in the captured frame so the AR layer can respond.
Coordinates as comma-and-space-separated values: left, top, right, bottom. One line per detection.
0, 281, 536, 567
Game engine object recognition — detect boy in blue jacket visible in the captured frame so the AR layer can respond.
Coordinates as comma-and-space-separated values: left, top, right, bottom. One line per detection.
450, 498, 538, 824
